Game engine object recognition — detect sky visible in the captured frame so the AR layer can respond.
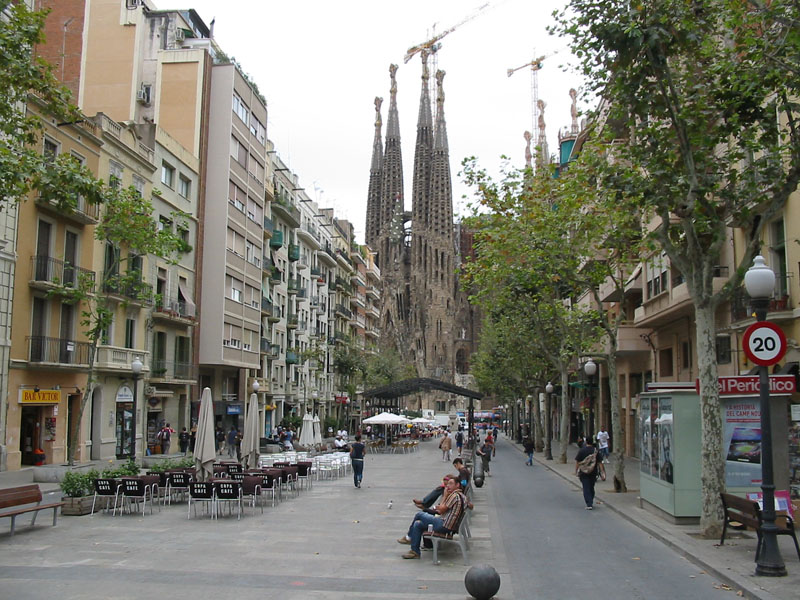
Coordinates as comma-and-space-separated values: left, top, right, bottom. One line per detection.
173, 0, 583, 243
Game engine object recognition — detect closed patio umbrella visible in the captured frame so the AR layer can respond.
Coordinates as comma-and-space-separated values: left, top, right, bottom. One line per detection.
241, 392, 260, 470
298, 411, 315, 447
193, 387, 216, 482
312, 414, 322, 446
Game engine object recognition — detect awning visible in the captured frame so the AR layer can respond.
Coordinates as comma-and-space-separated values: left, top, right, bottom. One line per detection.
178, 284, 196, 318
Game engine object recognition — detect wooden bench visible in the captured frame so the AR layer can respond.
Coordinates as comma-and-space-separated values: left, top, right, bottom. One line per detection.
0, 484, 64, 536
720, 492, 800, 562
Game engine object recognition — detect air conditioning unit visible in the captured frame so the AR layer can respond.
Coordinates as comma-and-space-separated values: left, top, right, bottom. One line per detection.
175, 29, 185, 43
136, 84, 151, 105
126, 0, 142, 9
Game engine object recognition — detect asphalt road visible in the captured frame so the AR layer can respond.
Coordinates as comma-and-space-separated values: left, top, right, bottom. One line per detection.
489, 437, 735, 599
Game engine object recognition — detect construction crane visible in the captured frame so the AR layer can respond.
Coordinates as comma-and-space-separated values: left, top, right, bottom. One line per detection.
404, 2, 498, 119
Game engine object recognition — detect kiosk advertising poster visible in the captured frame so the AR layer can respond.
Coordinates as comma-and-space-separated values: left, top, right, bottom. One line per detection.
640, 397, 651, 475
639, 396, 674, 483
723, 398, 762, 487
657, 398, 673, 483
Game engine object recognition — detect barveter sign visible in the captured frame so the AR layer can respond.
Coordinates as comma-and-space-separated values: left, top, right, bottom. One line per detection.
695, 375, 796, 396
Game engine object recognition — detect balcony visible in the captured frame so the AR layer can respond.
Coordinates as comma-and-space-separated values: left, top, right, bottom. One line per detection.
266, 304, 281, 323
269, 266, 282, 284
350, 291, 366, 309
35, 194, 100, 225
264, 341, 280, 360
366, 261, 381, 282
288, 244, 300, 262
297, 320, 308, 334
365, 325, 380, 339
296, 287, 308, 301
366, 284, 380, 300
263, 216, 274, 239
286, 349, 299, 364
287, 277, 300, 295
350, 273, 366, 289
269, 230, 284, 249
633, 273, 727, 328
27, 336, 91, 367
104, 278, 154, 305
335, 276, 352, 295
334, 331, 350, 345
315, 272, 326, 286
317, 243, 337, 267
730, 277, 794, 326
152, 300, 195, 325
287, 314, 298, 329
150, 359, 197, 382
94, 346, 148, 373
297, 223, 321, 250
271, 196, 301, 228
367, 303, 380, 319
335, 249, 352, 270
29, 255, 95, 291
335, 304, 352, 319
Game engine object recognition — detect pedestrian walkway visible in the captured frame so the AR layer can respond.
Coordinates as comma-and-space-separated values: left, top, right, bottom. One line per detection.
0, 440, 505, 599
505, 435, 799, 600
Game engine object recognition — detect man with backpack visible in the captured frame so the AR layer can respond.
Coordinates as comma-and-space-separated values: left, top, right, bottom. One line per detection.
157, 423, 175, 454
575, 439, 606, 509
455, 430, 464, 456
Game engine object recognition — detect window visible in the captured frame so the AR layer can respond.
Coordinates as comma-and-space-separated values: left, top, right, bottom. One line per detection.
232, 93, 249, 124
178, 175, 191, 199
178, 225, 190, 247
681, 340, 691, 370
248, 156, 264, 183
246, 284, 260, 308
161, 162, 175, 188
246, 197, 262, 224
226, 228, 245, 256
243, 328, 257, 352
109, 161, 123, 189
223, 322, 241, 348
716, 336, 732, 364
646, 253, 669, 299
659, 347, 673, 377
158, 216, 173, 233
249, 115, 266, 145
43, 138, 59, 162
230, 136, 247, 167
124, 318, 136, 349
226, 275, 243, 303
228, 180, 245, 212
132, 175, 145, 197
245, 239, 260, 267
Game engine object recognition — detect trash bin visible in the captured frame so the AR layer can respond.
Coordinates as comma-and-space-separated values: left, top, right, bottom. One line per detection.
33, 449, 45, 466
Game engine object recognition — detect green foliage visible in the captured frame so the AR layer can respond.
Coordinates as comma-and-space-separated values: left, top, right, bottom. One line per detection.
323, 416, 339, 435
59, 469, 100, 498
281, 415, 302, 430
101, 459, 140, 479
363, 346, 416, 389
0, 1, 84, 204
146, 457, 194, 473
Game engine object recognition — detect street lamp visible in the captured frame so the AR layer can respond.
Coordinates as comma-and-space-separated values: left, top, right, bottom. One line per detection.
744, 255, 786, 577
584, 359, 597, 443
545, 382, 554, 460
503, 404, 509, 436
130, 357, 143, 460
516, 398, 523, 443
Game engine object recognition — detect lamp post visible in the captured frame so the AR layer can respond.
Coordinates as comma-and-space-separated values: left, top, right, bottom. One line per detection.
503, 404, 509, 436
545, 382, 554, 460
130, 358, 142, 460
584, 359, 597, 443
744, 255, 787, 577
516, 399, 523, 443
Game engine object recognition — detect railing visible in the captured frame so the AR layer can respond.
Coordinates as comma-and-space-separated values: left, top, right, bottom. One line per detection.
310, 266, 322, 278
30, 255, 95, 288
151, 359, 197, 381
286, 350, 299, 364
153, 299, 195, 319
28, 336, 91, 365
104, 278, 154, 304
263, 217, 274, 235
730, 278, 793, 322
288, 244, 300, 261
269, 230, 284, 248
335, 304, 352, 319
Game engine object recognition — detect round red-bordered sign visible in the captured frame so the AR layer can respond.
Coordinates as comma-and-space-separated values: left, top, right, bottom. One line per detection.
742, 321, 787, 367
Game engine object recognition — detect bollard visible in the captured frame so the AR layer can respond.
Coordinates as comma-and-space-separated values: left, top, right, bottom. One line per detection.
465, 564, 501, 600
473, 452, 484, 488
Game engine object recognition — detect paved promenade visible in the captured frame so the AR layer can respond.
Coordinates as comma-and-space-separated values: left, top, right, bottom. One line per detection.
0, 439, 505, 600
507, 435, 800, 600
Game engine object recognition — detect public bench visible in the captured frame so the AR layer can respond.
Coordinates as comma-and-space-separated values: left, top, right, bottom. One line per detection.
720, 492, 800, 561
0, 484, 64, 536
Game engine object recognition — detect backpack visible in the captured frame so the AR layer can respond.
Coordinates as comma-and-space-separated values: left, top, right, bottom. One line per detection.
160, 428, 171, 442
578, 450, 598, 475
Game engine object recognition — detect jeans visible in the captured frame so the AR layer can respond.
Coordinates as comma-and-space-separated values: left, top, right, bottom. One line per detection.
421, 486, 444, 508
525, 451, 533, 465
579, 473, 596, 507
352, 458, 364, 486
407, 511, 450, 554
599, 447, 609, 460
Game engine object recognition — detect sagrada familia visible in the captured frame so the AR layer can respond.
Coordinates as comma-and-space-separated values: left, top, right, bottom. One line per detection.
365, 52, 480, 395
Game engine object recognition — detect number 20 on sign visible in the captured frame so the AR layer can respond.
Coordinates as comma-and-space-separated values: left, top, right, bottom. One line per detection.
742, 321, 787, 367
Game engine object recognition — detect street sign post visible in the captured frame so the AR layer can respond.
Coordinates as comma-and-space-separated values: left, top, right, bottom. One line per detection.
742, 321, 787, 367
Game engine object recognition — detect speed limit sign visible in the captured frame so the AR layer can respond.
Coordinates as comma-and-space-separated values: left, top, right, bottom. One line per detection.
742, 321, 787, 366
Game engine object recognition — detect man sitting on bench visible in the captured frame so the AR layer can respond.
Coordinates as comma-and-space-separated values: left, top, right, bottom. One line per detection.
413, 458, 471, 509
397, 477, 467, 559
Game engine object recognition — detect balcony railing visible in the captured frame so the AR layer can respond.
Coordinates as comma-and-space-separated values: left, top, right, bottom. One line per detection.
335, 303, 352, 319
104, 278, 154, 304
269, 230, 284, 249
730, 278, 793, 322
150, 359, 197, 381
30, 255, 95, 288
153, 299, 195, 320
288, 244, 300, 261
28, 335, 91, 366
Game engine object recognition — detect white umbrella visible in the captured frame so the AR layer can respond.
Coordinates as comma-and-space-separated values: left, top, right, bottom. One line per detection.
241, 392, 260, 470
193, 387, 216, 482
298, 411, 315, 447
362, 412, 411, 425
312, 414, 322, 446
411, 417, 433, 424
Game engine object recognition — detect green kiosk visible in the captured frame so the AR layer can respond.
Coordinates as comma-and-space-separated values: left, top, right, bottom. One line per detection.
639, 377, 793, 522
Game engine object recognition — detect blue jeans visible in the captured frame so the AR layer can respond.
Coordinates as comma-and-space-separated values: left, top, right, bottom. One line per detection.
352, 459, 364, 486
421, 486, 444, 508
407, 511, 450, 554
525, 451, 533, 465
579, 473, 596, 507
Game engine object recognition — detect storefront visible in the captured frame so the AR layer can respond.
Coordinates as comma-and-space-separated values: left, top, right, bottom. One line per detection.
18, 388, 60, 466
114, 384, 134, 458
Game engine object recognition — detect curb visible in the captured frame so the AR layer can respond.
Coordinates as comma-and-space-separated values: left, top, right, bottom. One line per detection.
504, 438, 781, 600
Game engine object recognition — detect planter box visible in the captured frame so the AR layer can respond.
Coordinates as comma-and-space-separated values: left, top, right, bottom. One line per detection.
61, 495, 95, 516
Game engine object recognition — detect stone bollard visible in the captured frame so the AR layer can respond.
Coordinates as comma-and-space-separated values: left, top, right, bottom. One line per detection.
465, 564, 501, 600
473, 453, 484, 488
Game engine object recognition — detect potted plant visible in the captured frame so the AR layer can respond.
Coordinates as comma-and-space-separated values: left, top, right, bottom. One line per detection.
60, 468, 99, 516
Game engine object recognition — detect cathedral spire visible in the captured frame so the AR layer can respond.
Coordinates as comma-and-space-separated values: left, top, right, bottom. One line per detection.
380, 64, 404, 271
411, 50, 434, 238
365, 96, 383, 248
430, 70, 453, 244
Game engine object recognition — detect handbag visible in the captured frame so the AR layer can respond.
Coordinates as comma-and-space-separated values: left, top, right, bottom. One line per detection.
577, 450, 598, 475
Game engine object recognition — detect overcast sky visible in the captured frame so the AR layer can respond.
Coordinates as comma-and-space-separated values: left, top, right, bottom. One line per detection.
174, 0, 583, 242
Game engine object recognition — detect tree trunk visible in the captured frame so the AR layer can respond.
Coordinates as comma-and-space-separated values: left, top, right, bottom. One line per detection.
695, 301, 725, 538
66, 343, 97, 466
531, 386, 544, 452
558, 369, 570, 463
606, 347, 627, 492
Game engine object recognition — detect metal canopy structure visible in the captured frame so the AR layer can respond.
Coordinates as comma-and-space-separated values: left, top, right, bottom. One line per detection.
362, 378, 483, 401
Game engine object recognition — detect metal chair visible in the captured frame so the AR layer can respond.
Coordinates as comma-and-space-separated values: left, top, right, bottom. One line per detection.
241, 475, 263, 515
187, 481, 214, 519
91, 478, 120, 515
258, 473, 278, 507
117, 478, 157, 516
295, 462, 313, 491
213, 480, 243, 520
166, 472, 191, 505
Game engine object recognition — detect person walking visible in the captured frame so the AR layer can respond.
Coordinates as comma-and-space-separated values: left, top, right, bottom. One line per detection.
350, 434, 366, 488
476, 437, 492, 476
189, 425, 197, 454
522, 435, 535, 466
439, 431, 453, 461
157, 423, 175, 454
597, 427, 610, 463
215, 426, 225, 455
575, 439, 606, 509
226, 426, 238, 458
455, 430, 464, 456
178, 427, 190, 455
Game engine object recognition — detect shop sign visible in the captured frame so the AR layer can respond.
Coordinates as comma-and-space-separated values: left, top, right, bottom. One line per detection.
226, 404, 242, 415
19, 389, 60, 404
697, 375, 797, 396
116, 385, 134, 403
